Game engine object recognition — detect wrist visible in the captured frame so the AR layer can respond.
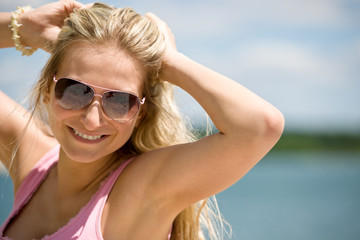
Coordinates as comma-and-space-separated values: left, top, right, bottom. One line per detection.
160, 51, 188, 84
10, 6, 38, 56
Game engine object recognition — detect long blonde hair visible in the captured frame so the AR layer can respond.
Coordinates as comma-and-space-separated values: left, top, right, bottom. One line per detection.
29, 3, 230, 239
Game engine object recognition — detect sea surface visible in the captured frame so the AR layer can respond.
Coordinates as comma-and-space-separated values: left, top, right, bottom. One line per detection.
1, 151, 360, 240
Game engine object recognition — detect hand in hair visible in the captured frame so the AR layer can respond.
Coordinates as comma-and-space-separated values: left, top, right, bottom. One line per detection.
145, 12, 180, 83
17, 0, 86, 52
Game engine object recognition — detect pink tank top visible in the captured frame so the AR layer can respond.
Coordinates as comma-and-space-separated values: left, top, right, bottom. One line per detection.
0, 145, 171, 240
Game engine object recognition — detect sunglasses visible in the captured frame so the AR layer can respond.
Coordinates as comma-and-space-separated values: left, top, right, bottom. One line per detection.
53, 76, 145, 123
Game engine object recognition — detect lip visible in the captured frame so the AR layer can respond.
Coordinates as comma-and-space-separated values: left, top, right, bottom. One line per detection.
68, 127, 108, 144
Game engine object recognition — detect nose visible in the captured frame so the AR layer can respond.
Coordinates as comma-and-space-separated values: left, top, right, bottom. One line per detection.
80, 102, 104, 131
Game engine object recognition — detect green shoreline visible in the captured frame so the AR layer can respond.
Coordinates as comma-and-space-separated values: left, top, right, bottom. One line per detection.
273, 132, 360, 152
192, 127, 360, 152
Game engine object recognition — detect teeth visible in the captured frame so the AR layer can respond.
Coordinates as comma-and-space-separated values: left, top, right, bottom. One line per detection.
73, 129, 103, 140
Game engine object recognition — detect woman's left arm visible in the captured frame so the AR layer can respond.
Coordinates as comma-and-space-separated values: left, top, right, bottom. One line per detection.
138, 14, 285, 211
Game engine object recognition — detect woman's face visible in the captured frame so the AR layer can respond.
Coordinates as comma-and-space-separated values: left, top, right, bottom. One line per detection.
47, 42, 145, 163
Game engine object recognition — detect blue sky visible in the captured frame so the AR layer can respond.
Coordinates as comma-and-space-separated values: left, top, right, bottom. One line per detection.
1, 0, 359, 133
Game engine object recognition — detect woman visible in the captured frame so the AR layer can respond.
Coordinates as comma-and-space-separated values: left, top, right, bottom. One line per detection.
0, 1, 284, 239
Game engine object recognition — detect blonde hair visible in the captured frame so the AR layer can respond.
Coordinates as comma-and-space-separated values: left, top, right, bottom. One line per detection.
28, 3, 230, 239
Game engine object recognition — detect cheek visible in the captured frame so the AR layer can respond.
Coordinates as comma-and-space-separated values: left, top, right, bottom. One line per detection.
109, 119, 138, 148
46, 95, 73, 131
113, 120, 137, 140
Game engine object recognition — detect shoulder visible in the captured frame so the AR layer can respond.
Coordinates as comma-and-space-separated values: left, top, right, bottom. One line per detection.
101, 153, 177, 238
12, 118, 58, 191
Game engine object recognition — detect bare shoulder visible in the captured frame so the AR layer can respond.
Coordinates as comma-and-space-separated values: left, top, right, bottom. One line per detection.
0, 91, 58, 191
101, 154, 176, 239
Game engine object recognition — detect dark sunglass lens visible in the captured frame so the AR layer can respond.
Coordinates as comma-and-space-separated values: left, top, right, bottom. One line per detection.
103, 92, 139, 121
55, 78, 94, 110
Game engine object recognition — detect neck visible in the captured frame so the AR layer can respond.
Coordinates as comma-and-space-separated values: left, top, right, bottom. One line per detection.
54, 148, 121, 200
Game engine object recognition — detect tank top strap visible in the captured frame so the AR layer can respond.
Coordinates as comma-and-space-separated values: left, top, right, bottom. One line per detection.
57, 157, 135, 239
38, 157, 134, 239
14, 145, 60, 212
95, 157, 133, 198
0, 145, 60, 237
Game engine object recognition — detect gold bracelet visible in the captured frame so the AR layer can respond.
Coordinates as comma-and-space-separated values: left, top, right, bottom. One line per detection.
10, 6, 38, 56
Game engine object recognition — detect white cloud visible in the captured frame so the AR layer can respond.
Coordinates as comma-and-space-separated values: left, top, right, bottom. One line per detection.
238, 42, 323, 74
237, 0, 350, 27
191, 40, 345, 85
237, 41, 360, 131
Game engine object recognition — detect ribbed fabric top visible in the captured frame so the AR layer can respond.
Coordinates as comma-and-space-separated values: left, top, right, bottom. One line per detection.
0, 145, 171, 239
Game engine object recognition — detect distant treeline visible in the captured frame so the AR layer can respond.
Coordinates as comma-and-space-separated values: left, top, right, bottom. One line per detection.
191, 127, 360, 152
273, 132, 360, 152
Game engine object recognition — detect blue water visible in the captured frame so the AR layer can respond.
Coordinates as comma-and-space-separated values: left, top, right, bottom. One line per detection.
1, 151, 360, 240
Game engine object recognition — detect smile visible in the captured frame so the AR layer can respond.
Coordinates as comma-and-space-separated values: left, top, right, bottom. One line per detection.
73, 129, 104, 141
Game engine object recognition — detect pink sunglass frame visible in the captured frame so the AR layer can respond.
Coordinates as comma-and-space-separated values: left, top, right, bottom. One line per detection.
53, 75, 145, 123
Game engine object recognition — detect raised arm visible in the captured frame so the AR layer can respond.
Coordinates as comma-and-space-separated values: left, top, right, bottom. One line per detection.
0, 92, 57, 187
0, 0, 85, 50
0, 0, 85, 189
137, 14, 285, 212
0, 13, 14, 48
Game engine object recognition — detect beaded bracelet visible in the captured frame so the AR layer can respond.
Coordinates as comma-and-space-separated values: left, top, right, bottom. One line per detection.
10, 6, 38, 56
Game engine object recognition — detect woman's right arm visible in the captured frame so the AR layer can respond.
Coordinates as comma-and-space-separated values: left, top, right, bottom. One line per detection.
0, 11, 41, 184
0, 1, 85, 189
0, 13, 13, 48
0, 92, 58, 189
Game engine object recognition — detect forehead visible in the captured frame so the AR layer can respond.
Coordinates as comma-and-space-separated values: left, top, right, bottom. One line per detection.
56, 42, 145, 93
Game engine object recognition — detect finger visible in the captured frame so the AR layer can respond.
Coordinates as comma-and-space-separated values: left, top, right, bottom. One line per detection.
146, 13, 177, 51
145, 12, 169, 33
41, 27, 61, 52
145, 12, 156, 20
145, 12, 162, 24
75, 1, 94, 9
73, 1, 86, 9
43, 27, 61, 43
84, 3, 95, 8
62, 0, 85, 14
